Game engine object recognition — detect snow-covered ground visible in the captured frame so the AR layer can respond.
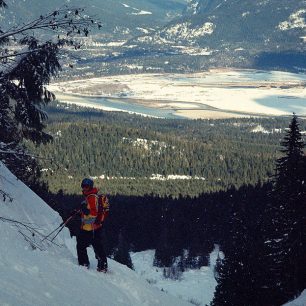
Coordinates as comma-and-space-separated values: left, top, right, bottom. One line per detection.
0, 162, 190, 306
284, 290, 306, 306
1, 162, 305, 306
131, 248, 219, 306
49, 69, 306, 119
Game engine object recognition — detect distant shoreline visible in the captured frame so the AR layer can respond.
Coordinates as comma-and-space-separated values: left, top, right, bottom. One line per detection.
50, 69, 306, 119
53, 92, 277, 120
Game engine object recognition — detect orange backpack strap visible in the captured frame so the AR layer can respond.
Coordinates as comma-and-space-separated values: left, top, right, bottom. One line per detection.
102, 195, 110, 211
97, 195, 110, 222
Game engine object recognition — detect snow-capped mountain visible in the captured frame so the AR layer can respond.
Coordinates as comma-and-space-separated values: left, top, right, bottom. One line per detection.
0, 162, 190, 306
3, 0, 305, 75
129, 0, 306, 71
183, 0, 200, 15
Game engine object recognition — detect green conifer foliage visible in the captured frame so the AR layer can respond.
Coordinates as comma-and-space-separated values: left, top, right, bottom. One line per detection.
264, 114, 306, 304
0, 2, 98, 184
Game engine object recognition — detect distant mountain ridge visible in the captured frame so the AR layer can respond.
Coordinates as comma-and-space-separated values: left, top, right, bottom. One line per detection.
0, 0, 188, 39
3, 0, 305, 75
128, 0, 306, 71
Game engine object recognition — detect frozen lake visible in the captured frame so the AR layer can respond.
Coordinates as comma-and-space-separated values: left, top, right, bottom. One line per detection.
50, 69, 306, 119
54, 94, 183, 119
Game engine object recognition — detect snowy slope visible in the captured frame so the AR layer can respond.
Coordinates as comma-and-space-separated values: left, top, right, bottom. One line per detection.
284, 290, 306, 306
131, 249, 218, 306
0, 162, 190, 306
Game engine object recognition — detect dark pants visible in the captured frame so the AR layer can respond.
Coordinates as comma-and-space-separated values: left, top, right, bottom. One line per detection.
76, 228, 107, 270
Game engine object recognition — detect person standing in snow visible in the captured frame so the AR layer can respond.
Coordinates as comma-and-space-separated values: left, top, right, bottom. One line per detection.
76, 178, 109, 272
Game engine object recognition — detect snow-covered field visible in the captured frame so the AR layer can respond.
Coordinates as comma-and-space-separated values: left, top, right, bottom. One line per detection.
49, 69, 306, 119
131, 248, 219, 306
0, 162, 190, 306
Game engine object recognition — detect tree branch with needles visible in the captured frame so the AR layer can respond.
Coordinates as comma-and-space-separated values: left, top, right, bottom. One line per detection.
0, 2, 101, 194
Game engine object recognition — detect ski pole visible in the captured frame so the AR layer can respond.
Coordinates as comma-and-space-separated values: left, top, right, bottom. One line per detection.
50, 222, 68, 242
41, 223, 65, 242
49, 209, 81, 242
42, 210, 80, 242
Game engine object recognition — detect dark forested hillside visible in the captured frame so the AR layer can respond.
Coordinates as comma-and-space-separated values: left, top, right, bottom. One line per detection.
27, 102, 306, 197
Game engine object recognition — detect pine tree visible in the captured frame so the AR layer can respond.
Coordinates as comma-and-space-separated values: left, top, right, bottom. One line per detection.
113, 232, 134, 270
274, 114, 305, 196
263, 114, 306, 304
211, 185, 267, 306
153, 222, 173, 267
0, 2, 99, 183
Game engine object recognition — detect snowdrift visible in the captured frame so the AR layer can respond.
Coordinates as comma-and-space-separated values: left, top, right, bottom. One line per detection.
0, 162, 190, 306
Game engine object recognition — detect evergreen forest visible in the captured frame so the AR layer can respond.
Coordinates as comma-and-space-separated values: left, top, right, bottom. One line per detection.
3, 100, 306, 305
21, 103, 306, 306
27, 102, 305, 197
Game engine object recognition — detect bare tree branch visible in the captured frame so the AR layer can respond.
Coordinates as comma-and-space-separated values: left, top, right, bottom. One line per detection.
0, 48, 40, 61
0, 1, 7, 8
0, 189, 13, 202
0, 4, 100, 186
0, 7, 98, 42
0, 216, 62, 247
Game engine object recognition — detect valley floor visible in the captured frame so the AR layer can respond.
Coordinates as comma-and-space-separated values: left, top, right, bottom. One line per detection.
49, 69, 306, 119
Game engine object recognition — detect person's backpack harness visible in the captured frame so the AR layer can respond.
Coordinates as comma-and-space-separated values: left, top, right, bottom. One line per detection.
81, 193, 110, 230
96, 194, 110, 223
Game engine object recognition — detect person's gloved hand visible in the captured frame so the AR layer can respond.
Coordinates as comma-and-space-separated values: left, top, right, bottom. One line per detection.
81, 201, 90, 215
94, 218, 101, 225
